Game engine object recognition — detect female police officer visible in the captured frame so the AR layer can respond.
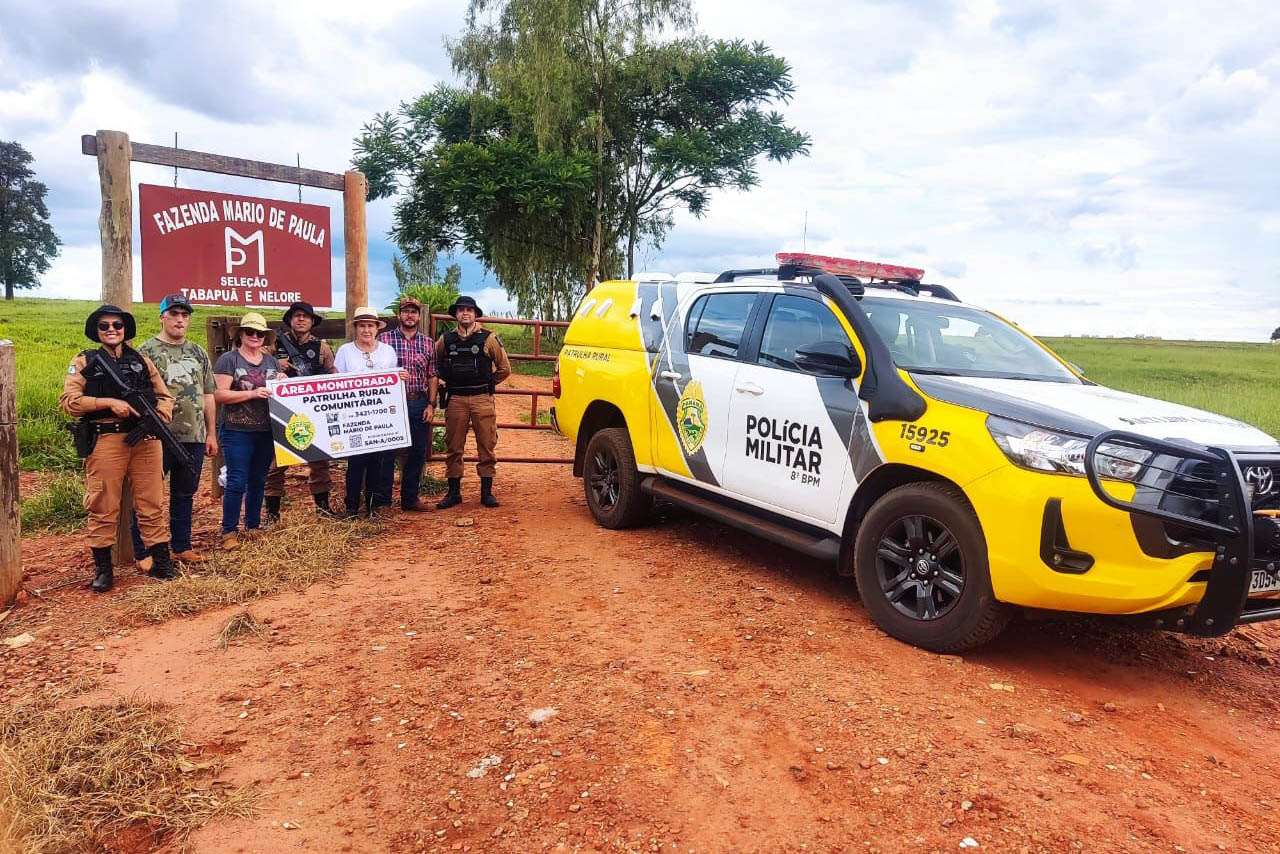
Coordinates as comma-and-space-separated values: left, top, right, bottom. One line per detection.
60, 305, 177, 592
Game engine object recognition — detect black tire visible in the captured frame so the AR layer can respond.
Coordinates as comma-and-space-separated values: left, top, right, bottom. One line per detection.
583, 427, 651, 529
854, 482, 1009, 652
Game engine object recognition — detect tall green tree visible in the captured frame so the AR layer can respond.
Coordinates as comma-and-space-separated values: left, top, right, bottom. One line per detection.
451, 0, 695, 285
610, 38, 809, 275
0, 141, 60, 301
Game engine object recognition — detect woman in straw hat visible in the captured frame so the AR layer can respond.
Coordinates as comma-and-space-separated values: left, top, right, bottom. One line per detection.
335, 307, 406, 517
213, 312, 283, 549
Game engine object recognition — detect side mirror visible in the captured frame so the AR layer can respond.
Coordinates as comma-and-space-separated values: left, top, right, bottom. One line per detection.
795, 341, 861, 378
1068, 361, 1085, 376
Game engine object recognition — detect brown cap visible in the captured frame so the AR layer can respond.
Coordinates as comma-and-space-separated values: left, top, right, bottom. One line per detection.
397, 296, 423, 311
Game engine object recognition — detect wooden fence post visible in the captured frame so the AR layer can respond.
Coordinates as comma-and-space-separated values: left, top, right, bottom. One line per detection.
343, 171, 368, 340
0, 341, 19, 607
96, 129, 136, 567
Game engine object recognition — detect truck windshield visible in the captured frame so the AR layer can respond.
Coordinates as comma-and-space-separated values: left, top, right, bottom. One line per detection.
860, 296, 1080, 383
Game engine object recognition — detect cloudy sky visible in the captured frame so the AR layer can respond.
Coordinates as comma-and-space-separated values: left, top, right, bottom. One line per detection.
3, 0, 1278, 340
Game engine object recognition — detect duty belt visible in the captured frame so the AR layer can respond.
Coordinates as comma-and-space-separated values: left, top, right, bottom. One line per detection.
91, 421, 133, 434
447, 385, 492, 397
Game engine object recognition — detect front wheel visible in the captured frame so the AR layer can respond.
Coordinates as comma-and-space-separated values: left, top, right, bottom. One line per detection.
854, 482, 1009, 651
582, 427, 651, 529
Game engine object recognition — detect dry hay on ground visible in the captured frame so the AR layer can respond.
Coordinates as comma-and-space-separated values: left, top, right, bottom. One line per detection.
0, 695, 255, 853
127, 511, 383, 622
215, 610, 265, 648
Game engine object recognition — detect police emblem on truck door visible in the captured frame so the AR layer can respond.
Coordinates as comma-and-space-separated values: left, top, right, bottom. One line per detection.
677, 381, 708, 454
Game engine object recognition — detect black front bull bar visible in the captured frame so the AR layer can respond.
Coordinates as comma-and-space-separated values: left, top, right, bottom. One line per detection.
1084, 430, 1280, 636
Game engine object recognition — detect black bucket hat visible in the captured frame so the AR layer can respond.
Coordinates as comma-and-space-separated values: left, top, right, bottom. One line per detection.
447, 295, 483, 318
283, 301, 324, 326
85, 304, 137, 343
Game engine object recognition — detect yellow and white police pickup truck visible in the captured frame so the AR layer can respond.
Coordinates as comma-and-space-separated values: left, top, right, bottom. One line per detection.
551, 253, 1280, 651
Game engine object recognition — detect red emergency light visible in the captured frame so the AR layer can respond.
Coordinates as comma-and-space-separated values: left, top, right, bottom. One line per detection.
776, 252, 924, 282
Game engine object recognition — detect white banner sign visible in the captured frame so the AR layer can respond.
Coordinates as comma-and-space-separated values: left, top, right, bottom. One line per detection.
267, 370, 410, 465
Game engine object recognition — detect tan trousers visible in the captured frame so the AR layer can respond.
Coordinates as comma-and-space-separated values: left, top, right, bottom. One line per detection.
264, 458, 332, 497
84, 433, 166, 548
445, 394, 498, 478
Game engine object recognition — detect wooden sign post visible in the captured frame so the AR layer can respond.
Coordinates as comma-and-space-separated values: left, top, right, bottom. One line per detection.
83, 131, 368, 559
0, 341, 19, 607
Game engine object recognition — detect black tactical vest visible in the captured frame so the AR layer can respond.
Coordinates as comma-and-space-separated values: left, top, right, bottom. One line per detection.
276, 334, 325, 377
439, 328, 493, 393
79, 347, 157, 422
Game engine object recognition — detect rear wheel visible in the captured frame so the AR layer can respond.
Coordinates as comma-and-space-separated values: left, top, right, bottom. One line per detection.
854, 482, 1009, 651
583, 427, 651, 529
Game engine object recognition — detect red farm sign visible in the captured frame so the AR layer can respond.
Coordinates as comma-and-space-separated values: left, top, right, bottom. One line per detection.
139, 184, 331, 308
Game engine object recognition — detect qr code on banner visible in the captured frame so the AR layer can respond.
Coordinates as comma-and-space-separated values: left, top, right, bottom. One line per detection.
349, 434, 363, 449
328, 424, 341, 438
326, 412, 340, 424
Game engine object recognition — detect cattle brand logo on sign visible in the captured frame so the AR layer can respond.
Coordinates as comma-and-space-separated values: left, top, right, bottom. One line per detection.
677, 380, 708, 455
139, 184, 331, 308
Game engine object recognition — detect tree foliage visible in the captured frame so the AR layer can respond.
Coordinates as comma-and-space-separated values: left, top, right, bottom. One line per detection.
0, 141, 60, 301
353, 2, 808, 319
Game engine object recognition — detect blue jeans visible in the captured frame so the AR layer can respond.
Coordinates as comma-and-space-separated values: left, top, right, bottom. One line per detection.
346, 450, 394, 513
400, 396, 431, 506
130, 441, 206, 556
220, 428, 274, 534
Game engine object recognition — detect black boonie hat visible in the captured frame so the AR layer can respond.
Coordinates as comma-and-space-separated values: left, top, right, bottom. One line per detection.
282, 301, 323, 326
85, 304, 137, 343
447, 295, 483, 318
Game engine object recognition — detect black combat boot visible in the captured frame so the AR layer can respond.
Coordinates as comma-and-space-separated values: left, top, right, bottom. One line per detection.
90, 547, 114, 593
313, 491, 331, 515
480, 477, 500, 508
148, 541, 180, 580
436, 478, 463, 509
265, 495, 282, 525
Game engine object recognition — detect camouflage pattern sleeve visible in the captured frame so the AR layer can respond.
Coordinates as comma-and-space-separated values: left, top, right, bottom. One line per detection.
141, 355, 175, 423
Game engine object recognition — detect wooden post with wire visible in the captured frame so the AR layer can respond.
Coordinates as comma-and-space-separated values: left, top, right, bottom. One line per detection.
95, 130, 137, 568
0, 341, 20, 607
343, 170, 369, 339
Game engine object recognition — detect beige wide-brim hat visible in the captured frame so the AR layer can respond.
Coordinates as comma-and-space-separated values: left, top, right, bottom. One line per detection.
351, 306, 387, 330
235, 311, 277, 347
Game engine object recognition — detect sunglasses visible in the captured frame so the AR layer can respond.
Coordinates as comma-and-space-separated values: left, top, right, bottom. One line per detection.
241, 329, 266, 338
97, 321, 125, 331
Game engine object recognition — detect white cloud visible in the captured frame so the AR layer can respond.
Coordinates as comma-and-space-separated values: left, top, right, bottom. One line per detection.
3, 0, 1279, 341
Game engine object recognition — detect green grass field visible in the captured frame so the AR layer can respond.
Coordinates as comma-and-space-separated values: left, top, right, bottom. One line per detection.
2, 297, 1276, 471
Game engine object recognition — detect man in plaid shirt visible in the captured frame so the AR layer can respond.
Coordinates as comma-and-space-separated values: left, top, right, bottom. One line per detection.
380, 296, 438, 512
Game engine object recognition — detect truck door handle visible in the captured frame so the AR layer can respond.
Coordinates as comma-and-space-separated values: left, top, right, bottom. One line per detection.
735, 382, 764, 395
659, 371, 682, 380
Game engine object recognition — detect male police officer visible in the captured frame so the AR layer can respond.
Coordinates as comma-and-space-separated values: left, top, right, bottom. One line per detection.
266, 301, 336, 518
435, 295, 511, 508
60, 305, 177, 592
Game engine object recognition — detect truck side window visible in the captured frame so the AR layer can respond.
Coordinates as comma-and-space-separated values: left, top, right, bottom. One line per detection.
685, 292, 758, 359
758, 295, 852, 371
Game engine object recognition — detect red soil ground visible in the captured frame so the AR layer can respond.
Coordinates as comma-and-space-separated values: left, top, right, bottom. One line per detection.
5, 376, 1280, 853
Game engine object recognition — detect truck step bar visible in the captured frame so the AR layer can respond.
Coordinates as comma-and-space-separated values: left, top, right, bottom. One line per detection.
641, 477, 842, 563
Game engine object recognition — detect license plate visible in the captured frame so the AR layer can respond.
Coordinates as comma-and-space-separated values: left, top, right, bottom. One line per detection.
1249, 568, 1280, 594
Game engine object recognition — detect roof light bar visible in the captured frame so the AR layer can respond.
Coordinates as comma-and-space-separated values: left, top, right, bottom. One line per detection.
776, 252, 925, 282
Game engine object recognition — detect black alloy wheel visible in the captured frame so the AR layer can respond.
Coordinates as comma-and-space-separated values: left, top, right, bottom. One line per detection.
582, 427, 651, 529
874, 514, 965, 621
853, 482, 1009, 651
589, 446, 621, 511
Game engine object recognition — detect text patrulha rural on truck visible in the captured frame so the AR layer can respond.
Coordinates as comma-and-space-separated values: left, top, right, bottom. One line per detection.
550, 253, 1280, 652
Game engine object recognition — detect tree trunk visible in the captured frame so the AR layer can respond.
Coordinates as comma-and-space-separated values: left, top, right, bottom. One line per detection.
588, 88, 606, 288
627, 215, 638, 278
4, 280, 12, 301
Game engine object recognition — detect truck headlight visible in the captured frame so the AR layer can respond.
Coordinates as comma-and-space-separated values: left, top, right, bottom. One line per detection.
986, 416, 1150, 480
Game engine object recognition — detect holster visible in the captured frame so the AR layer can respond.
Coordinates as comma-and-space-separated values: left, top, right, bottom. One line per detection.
66, 421, 99, 458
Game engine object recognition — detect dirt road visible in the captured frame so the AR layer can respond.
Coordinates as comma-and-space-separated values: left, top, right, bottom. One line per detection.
7, 378, 1280, 853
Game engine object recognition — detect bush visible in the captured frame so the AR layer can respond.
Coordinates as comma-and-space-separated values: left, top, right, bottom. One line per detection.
20, 474, 86, 533
385, 283, 460, 319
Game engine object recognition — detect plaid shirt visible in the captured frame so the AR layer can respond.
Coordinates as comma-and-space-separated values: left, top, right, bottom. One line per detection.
379, 327, 436, 397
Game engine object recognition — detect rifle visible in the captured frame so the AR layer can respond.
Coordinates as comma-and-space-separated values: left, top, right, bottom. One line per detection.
89, 350, 198, 475
276, 329, 306, 377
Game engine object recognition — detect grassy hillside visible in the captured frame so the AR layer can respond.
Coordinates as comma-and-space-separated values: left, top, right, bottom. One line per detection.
1042, 336, 1280, 438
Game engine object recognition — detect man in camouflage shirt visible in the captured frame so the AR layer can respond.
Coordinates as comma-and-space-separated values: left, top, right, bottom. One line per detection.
129, 295, 218, 565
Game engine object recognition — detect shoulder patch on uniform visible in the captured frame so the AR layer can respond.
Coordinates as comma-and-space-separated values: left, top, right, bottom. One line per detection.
67, 364, 77, 374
